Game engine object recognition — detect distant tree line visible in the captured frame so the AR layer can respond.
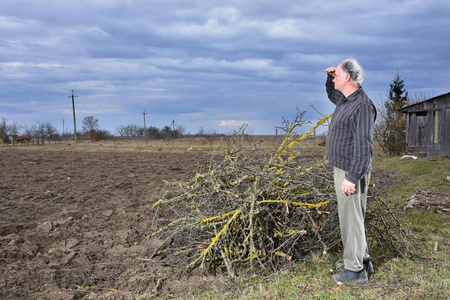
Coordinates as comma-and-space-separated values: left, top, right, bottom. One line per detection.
0, 115, 195, 145
1, 118, 60, 145
115, 124, 186, 140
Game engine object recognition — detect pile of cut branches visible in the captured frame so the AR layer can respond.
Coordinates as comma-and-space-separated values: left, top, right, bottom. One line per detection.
144, 109, 411, 277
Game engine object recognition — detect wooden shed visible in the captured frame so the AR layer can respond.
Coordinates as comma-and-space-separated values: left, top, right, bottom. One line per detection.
399, 92, 450, 157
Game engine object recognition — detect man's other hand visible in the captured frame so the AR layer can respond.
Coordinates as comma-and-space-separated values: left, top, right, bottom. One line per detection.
342, 179, 356, 195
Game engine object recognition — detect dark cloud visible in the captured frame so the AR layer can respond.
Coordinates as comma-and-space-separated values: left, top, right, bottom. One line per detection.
0, 0, 449, 135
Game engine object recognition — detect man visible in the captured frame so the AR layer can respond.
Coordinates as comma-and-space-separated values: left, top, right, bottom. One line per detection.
325, 58, 377, 284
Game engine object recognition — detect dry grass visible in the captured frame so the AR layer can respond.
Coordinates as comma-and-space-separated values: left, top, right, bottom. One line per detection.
2, 135, 326, 156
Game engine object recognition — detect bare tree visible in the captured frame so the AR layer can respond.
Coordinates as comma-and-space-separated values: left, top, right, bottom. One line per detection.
0, 118, 11, 144
45, 122, 59, 144
82, 116, 100, 140
35, 122, 46, 144
137, 126, 145, 138
176, 125, 186, 137
197, 127, 205, 136
116, 125, 127, 138
205, 130, 218, 148
0, 118, 22, 145
127, 124, 138, 139
22, 125, 35, 144
8, 121, 20, 136
8, 121, 21, 145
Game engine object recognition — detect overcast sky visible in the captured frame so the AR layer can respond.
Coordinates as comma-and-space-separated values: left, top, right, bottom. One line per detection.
1, 0, 449, 136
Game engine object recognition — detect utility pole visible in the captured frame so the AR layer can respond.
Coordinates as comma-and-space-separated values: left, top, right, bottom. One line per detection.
142, 109, 148, 141
170, 119, 175, 147
68, 90, 78, 145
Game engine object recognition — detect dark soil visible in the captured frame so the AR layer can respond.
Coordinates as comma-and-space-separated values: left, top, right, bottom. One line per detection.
0, 148, 229, 299
0, 148, 399, 299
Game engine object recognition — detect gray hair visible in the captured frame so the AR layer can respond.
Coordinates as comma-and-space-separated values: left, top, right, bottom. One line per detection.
339, 58, 365, 85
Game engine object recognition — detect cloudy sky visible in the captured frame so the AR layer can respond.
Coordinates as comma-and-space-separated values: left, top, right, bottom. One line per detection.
1, 0, 449, 136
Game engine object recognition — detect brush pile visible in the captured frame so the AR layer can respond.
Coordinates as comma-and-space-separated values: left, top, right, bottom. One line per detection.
144, 109, 411, 277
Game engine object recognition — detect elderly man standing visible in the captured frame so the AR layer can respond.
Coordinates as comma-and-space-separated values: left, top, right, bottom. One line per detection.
324, 58, 377, 284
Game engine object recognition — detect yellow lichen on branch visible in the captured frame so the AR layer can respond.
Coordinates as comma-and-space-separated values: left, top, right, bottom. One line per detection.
189, 209, 241, 269
277, 114, 331, 153
257, 199, 329, 209
198, 211, 239, 224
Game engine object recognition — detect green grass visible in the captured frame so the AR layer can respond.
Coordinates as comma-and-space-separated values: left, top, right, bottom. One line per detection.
372, 154, 450, 195
178, 153, 450, 300
180, 253, 449, 299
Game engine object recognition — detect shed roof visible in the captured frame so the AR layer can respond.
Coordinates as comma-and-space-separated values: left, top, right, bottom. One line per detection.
399, 92, 450, 113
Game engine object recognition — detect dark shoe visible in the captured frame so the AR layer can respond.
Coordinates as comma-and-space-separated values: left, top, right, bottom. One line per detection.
335, 259, 374, 274
364, 259, 374, 274
331, 268, 368, 284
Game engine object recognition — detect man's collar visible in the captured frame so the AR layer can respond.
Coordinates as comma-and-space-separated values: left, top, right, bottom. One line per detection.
346, 86, 364, 101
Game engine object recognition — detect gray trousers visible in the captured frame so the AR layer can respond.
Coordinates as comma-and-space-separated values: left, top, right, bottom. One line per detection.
334, 167, 370, 272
